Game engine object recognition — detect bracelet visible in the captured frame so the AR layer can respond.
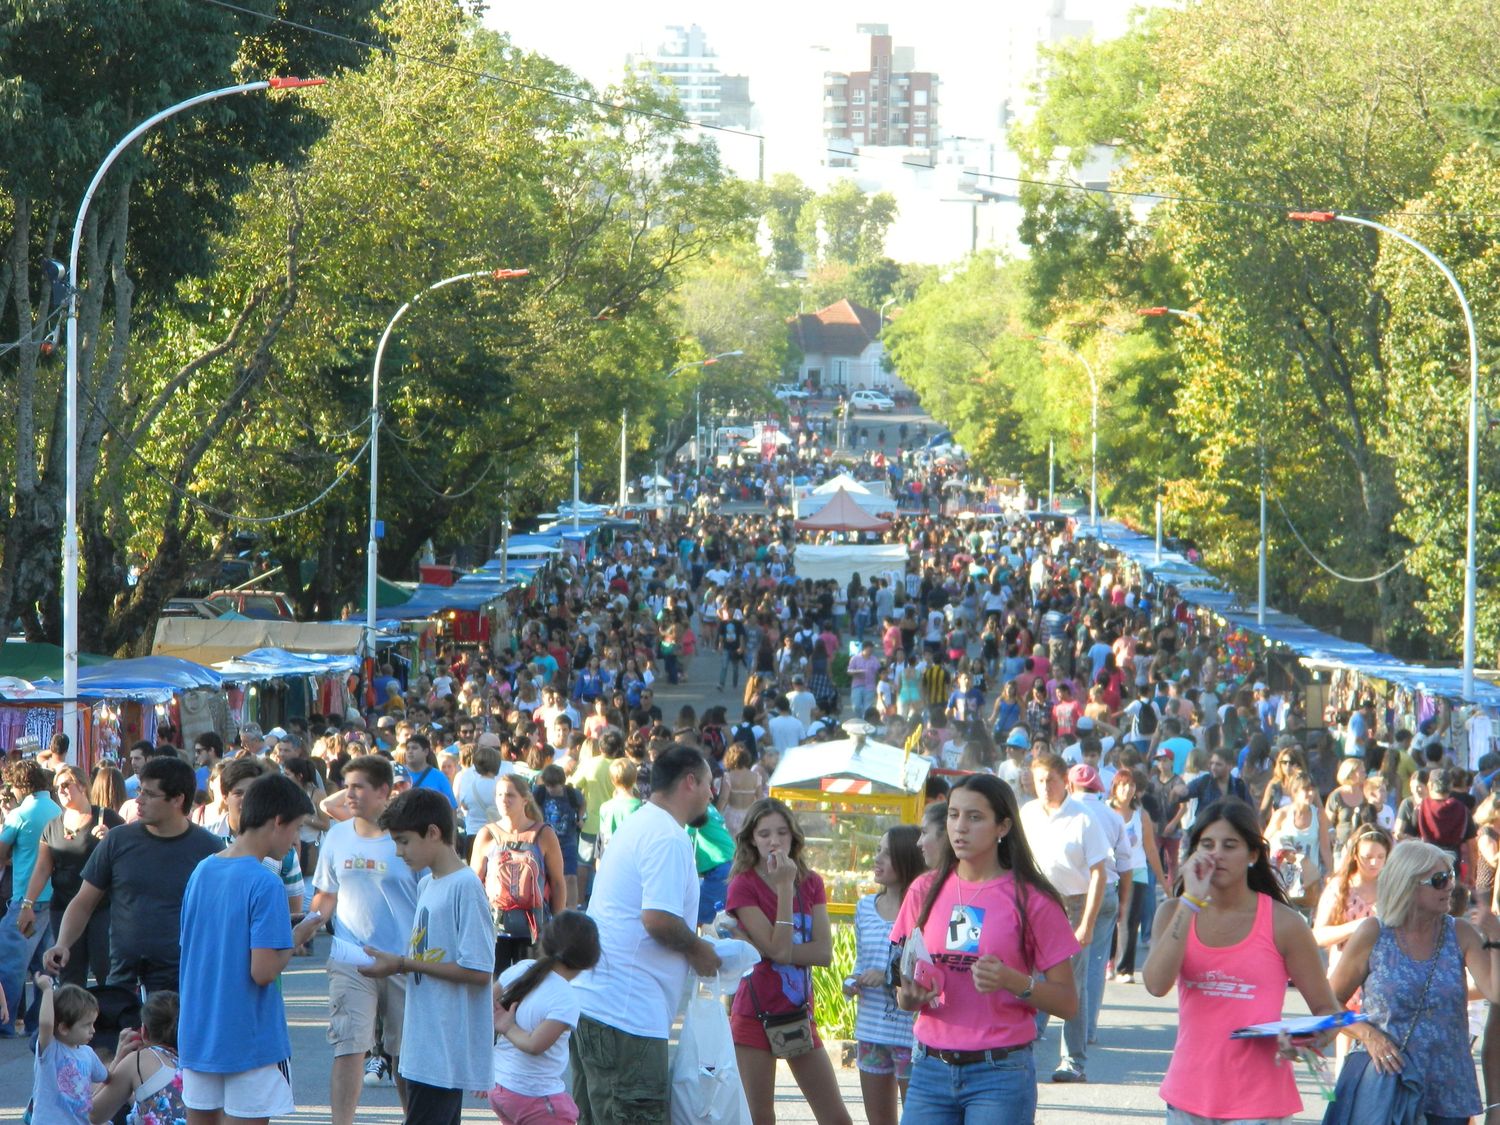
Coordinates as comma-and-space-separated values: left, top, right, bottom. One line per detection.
1483, 938, 1500, 951
1181, 893, 1209, 910
397, 956, 407, 974
1178, 898, 1202, 914
774, 920, 794, 928
18, 899, 33, 909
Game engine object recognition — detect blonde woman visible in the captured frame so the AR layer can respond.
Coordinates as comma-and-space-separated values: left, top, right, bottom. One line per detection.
470, 774, 567, 973
1258, 744, 1309, 825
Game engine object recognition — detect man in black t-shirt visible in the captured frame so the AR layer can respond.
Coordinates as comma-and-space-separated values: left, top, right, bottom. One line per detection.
44, 756, 222, 994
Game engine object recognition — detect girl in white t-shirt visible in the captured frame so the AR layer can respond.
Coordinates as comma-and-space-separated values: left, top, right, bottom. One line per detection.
486, 910, 600, 1124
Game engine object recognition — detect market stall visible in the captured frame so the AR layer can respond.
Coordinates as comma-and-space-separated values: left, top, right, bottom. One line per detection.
769, 721, 929, 916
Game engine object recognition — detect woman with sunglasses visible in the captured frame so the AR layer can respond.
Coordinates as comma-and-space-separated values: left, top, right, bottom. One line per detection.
16, 765, 123, 988
1328, 840, 1500, 1124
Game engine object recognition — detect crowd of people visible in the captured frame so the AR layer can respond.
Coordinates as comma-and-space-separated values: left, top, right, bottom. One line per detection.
3, 433, 1500, 1125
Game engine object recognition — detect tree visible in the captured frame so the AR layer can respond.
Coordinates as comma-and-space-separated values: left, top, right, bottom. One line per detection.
758, 173, 812, 274
0, 0, 381, 643
12, 0, 755, 647
797, 180, 897, 269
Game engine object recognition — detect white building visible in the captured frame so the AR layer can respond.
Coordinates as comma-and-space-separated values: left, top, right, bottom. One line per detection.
788, 299, 906, 393
628, 24, 750, 129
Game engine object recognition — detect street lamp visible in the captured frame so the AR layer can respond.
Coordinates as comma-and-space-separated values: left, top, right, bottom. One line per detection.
62, 76, 325, 754
367, 268, 529, 650
1036, 336, 1100, 532
1290, 209, 1481, 699
664, 350, 743, 477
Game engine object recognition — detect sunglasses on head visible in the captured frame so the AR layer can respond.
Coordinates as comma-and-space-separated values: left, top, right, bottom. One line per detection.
1420, 869, 1454, 890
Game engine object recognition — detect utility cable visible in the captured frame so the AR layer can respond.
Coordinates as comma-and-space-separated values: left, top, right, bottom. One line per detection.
1273, 494, 1412, 584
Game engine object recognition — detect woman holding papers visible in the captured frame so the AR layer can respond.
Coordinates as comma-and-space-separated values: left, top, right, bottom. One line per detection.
891, 774, 1080, 1124
1328, 840, 1500, 1124
1144, 799, 1341, 1124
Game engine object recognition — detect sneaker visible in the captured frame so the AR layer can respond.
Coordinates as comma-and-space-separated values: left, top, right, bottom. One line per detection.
1052, 1061, 1087, 1083
1114, 972, 1135, 985
363, 1055, 390, 1086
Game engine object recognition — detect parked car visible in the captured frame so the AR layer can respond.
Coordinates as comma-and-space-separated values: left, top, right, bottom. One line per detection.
161, 598, 226, 620
849, 390, 896, 412
773, 383, 811, 400
205, 589, 297, 620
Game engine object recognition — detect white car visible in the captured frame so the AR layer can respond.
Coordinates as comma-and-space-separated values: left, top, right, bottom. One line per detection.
849, 390, 895, 412
773, 384, 810, 400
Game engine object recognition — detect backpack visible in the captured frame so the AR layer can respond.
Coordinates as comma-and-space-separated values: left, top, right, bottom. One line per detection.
732, 722, 758, 758
486, 828, 548, 942
536, 786, 582, 843
1132, 699, 1159, 738
701, 724, 727, 761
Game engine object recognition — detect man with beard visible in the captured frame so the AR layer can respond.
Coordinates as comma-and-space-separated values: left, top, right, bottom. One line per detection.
569, 746, 722, 1123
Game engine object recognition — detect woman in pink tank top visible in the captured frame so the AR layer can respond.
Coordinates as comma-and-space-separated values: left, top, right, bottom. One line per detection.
1144, 799, 1340, 1124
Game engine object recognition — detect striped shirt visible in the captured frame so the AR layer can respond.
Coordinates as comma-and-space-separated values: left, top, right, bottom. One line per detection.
852, 893, 916, 1047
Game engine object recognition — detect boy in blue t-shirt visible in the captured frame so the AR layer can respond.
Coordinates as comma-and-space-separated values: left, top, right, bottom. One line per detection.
29, 973, 105, 1124
533, 765, 585, 907
178, 773, 313, 1124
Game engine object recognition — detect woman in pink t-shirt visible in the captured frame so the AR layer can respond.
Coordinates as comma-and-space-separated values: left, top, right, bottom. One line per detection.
890, 774, 1081, 1124
1144, 799, 1340, 1125
726, 798, 851, 1125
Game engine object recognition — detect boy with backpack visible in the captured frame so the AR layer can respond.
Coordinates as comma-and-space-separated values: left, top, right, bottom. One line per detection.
533, 765, 584, 910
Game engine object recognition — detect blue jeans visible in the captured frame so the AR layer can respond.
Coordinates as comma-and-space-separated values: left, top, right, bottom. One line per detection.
697, 862, 731, 927
718, 649, 743, 689
1035, 894, 1088, 1068
900, 1044, 1036, 1125
0, 898, 53, 1034
1085, 884, 1120, 1042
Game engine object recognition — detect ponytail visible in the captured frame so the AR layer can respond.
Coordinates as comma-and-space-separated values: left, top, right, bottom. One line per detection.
498, 909, 601, 1012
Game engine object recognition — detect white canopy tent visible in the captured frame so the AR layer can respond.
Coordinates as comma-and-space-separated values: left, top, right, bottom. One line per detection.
792, 543, 908, 586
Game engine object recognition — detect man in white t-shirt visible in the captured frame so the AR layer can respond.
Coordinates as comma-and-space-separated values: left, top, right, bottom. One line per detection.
570, 747, 721, 1123
293, 755, 420, 1123
767, 697, 807, 754
786, 676, 816, 729
1020, 753, 1109, 1085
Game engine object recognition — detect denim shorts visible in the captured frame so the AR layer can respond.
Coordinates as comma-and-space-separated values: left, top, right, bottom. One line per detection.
900, 1042, 1036, 1125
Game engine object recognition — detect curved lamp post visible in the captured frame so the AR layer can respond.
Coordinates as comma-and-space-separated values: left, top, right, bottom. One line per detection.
366, 268, 530, 648
63, 77, 325, 753
1290, 210, 1481, 699
1036, 336, 1100, 532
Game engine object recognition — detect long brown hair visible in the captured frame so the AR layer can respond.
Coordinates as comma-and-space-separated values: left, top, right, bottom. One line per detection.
731, 797, 811, 882
1327, 825, 1391, 927
883, 824, 926, 905
915, 775, 1064, 970
497, 773, 543, 825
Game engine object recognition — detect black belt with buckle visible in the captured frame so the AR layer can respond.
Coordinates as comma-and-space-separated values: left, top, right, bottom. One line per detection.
926, 1044, 1027, 1066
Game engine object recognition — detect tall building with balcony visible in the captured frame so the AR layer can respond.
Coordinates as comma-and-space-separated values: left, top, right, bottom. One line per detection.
823, 24, 940, 168
628, 24, 751, 129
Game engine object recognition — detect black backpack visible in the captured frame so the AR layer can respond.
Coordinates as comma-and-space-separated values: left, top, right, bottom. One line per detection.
732, 722, 758, 758
1133, 699, 1159, 738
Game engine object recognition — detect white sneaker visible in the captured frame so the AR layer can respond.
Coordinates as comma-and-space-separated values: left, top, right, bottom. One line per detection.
363, 1055, 391, 1086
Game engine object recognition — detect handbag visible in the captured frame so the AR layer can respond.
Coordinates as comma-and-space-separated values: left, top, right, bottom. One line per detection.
744, 889, 816, 1060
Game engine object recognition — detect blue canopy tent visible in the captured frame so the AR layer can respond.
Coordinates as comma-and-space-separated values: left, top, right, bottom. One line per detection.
38, 655, 222, 703
214, 647, 360, 682
1091, 519, 1500, 709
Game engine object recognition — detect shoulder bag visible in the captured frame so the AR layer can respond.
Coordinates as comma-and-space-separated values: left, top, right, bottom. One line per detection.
744, 884, 816, 1059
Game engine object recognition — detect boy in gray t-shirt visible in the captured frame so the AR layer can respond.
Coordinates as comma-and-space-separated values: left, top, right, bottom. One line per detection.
358, 789, 494, 1125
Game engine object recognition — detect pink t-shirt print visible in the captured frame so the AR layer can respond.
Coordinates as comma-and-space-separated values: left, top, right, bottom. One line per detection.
891, 871, 1080, 1052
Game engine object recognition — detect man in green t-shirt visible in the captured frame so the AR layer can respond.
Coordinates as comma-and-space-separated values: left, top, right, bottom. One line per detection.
571, 728, 624, 906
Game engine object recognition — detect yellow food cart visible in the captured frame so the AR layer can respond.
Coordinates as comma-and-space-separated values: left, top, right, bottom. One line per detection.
769, 722, 930, 917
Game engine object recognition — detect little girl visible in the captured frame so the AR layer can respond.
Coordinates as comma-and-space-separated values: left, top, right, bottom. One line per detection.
29, 972, 104, 1125
92, 990, 186, 1125
487, 910, 600, 1125
845, 826, 926, 1125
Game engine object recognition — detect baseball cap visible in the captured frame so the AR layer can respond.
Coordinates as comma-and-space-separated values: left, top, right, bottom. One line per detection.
1253, 681, 1268, 692
265, 726, 288, 742
1154, 747, 1174, 759
1075, 715, 1096, 732
1068, 764, 1104, 792
376, 715, 397, 730
1005, 728, 1031, 750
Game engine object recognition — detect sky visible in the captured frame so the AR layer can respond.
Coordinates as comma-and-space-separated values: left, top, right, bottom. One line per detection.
480, 1, 1138, 261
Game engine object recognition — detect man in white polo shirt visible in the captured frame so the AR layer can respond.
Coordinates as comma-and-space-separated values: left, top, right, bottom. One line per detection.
570, 746, 721, 1124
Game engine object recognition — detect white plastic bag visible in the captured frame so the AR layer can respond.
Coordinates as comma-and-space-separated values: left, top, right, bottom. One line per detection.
671, 978, 752, 1125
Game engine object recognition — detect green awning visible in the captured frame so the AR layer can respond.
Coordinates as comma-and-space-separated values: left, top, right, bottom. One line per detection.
0, 642, 110, 683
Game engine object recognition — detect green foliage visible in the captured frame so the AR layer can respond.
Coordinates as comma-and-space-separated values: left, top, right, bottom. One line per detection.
810, 922, 859, 1041
759, 173, 813, 274
798, 179, 898, 269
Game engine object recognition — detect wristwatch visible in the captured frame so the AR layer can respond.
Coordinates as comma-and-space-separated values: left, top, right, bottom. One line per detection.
1014, 975, 1035, 1000
1483, 938, 1500, 950
18, 899, 33, 909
